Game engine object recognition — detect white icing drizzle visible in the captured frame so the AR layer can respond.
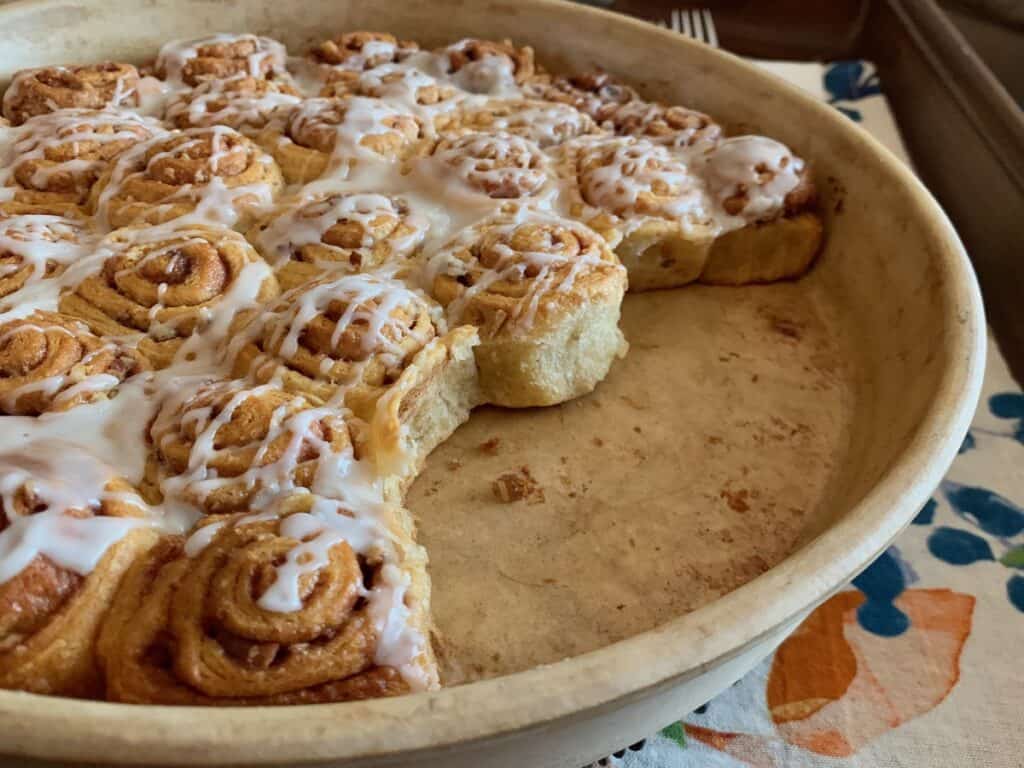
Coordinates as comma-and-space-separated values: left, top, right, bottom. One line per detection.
701, 135, 805, 230
0, 215, 98, 310
164, 75, 301, 133
1, 65, 139, 118
255, 192, 427, 270
0, 441, 154, 583
0, 108, 166, 204
155, 34, 288, 87
93, 125, 278, 231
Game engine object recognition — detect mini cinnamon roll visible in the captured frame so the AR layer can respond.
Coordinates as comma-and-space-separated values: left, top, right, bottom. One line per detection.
309, 31, 419, 74
163, 75, 302, 135
525, 71, 638, 123
90, 126, 284, 230
143, 379, 357, 514
608, 100, 722, 155
2, 63, 142, 125
257, 97, 422, 184
0, 215, 97, 304
413, 131, 553, 203
229, 272, 479, 481
98, 494, 437, 704
0, 108, 166, 218
437, 98, 602, 149
0, 443, 159, 697
248, 192, 428, 290
697, 136, 822, 284
437, 38, 536, 94
155, 34, 289, 87
58, 224, 279, 368
0, 311, 147, 415
423, 211, 626, 407
556, 135, 717, 291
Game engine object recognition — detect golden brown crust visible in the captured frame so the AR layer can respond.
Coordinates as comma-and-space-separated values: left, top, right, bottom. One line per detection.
2, 63, 141, 125
0, 311, 147, 415
155, 35, 288, 87
90, 127, 284, 230
309, 31, 419, 71
163, 76, 302, 133
144, 379, 355, 514
59, 225, 278, 369
257, 98, 422, 184
0, 463, 157, 697
98, 510, 420, 705
0, 109, 164, 218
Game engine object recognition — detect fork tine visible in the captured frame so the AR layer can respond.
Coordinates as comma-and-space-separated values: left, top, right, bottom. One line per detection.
701, 8, 719, 47
688, 9, 702, 43
670, 9, 681, 33
680, 8, 693, 38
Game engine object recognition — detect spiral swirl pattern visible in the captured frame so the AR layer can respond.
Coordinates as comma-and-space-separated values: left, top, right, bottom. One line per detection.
1, 63, 141, 126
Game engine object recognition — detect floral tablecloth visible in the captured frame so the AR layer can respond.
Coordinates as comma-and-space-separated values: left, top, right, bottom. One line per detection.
610, 61, 1024, 768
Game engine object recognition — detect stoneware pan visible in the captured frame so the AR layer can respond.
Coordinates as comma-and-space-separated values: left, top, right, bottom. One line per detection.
0, 0, 986, 766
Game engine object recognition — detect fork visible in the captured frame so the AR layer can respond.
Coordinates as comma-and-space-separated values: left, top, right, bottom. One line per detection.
657, 7, 719, 47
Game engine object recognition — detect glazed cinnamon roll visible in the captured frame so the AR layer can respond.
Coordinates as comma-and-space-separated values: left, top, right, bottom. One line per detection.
556, 135, 716, 290
319, 65, 463, 133
437, 38, 536, 93
98, 496, 437, 704
257, 97, 422, 184
163, 75, 302, 134
414, 131, 553, 203
309, 31, 419, 74
0, 311, 147, 416
525, 71, 638, 123
0, 444, 159, 697
423, 211, 626, 407
248, 192, 428, 290
0, 108, 166, 218
58, 225, 279, 368
608, 100, 722, 155
1, 63, 142, 125
0, 215, 97, 304
155, 34, 289, 88
698, 136, 822, 284
229, 272, 479, 478
90, 126, 284, 230
438, 99, 602, 148
143, 379, 369, 514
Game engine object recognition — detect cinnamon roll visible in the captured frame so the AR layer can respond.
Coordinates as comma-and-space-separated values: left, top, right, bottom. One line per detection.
143, 379, 357, 514
525, 71, 638, 123
155, 34, 289, 88
1, 63, 142, 125
698, 136, 822, 285
229, 272, 479, 479
608, 100, 722, 155
58, 225, 278, 368
413, 131, 553, 204
556, 135, 716, 291
309, 31, 419, 74
91, 126, 284, 230
248, 192, 428, 290
423, 211, 627, 407
98, 495, 437, 704
257, 97, 422, 184
437, 38, 536, 94
0, 215, 97, 304
0, 444, 159, 697
319, 65, 463, 132
0, 311, 147, 416
163, 75, 302, 134
438, 99, 602, 149
0, 108, 166, 218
